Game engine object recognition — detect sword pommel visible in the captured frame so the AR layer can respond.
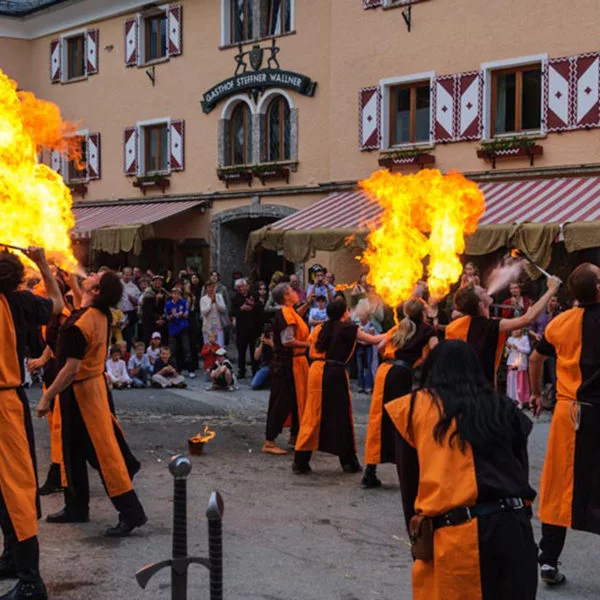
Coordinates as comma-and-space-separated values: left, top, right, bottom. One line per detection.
169, 454, 192, 480
206, 491, 224, 521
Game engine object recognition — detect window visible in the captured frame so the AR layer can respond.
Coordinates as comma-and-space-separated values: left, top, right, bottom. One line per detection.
389, 81, 431, 145
266, 96, 291, 161
267, 0, 292, 36
66, 34, 85, 80
67, 136, 87, 182
230, 103, 252, 165
491, 65, 542, 135
231, 0, 253, 43
144, 124, 169, 173
145, 12, 168, 62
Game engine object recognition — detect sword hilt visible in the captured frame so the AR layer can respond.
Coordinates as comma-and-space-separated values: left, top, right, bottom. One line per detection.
206, 491, 224, 600
169, 455, 191, 560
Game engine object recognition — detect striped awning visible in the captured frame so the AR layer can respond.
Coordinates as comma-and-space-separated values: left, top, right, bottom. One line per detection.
73, 200, 205, 238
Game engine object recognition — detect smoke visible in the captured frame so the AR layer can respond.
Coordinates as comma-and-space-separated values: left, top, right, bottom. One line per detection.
485, 260, 523, 296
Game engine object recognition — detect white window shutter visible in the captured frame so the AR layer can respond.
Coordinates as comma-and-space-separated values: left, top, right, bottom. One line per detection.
167, 4, 183, 57
544, 57, 571, 132
86, 28, 99, 75
124, 127, 138, 175
169, 119, 185, 171
50, 39, 61, 83
51, 149, 62, 174
433, 75, 456, 142
87, 133, 101, 180
359, 87, 381, 151
573, 53, 600, 129
124, 17, 139, 66
455, 71, 482, 141
363, 0, 383, 8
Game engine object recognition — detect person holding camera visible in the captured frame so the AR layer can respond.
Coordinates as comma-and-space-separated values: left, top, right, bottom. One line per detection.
251, 324, 274, 390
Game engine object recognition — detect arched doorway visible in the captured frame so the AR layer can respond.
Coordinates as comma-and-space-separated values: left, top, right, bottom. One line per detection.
211, 202, 297, 290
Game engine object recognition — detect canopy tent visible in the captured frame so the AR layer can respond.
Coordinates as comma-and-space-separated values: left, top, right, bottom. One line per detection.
72, 200, 206, 255
247, 176, 600, 270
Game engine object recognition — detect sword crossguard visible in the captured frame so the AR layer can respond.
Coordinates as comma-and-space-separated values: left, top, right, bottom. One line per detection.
135, 557, 210, 590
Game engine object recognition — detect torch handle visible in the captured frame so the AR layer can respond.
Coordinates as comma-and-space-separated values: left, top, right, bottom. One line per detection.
207, 518, 223, 600
173, 479, 187, 559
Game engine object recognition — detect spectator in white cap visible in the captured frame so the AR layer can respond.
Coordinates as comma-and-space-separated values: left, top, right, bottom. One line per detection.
208, 348, 236, 391
146, 331, 162, 365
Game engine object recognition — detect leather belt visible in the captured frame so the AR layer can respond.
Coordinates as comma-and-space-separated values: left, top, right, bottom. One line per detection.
432, 497, 527, 530
325, 359, 347, 367
385, 359, 412, 370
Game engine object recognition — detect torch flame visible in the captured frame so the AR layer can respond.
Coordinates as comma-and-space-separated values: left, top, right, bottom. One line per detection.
191, 425, 216, 444
358, 169, 485, 306
0, 69, 81, 272
510, 248, 522, 259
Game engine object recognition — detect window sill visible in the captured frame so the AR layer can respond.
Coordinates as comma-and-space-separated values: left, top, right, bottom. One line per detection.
138, 56, 170, 68
485, 131, 546, 142
384, 141, 434, 152
133, 174, 171, 194
60, 75, 88, 85
383, 0, 428, 9
219, 30, 296, 51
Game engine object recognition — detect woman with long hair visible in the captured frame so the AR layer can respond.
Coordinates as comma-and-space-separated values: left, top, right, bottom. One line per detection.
294, 298, 385, 474
362, 298, 438, 488
385, 340, 537, 600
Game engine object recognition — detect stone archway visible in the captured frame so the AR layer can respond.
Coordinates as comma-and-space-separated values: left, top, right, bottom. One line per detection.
211, 201, 296, 287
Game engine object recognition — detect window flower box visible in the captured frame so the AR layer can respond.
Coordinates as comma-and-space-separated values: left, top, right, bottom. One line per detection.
132, 174, 170, 194
217, 166, 253, 188
378, 150, 435, 170
476, 138, 544, 169
252, 164, 294, 185
68, 182, 88, 199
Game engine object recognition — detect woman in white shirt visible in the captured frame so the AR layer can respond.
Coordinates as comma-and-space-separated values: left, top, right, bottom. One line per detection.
200, 281, 227, 347
505, 329, 532, 408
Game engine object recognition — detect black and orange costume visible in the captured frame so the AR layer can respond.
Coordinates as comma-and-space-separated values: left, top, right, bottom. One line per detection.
535, 304, 600, 567
265, 306, 309, 443
364, 322, 435, 468
294, 321, 360, 471
0, 290, 52, 593
386, 390, 537, 600
52, 305, 145, 525
445, 316, 506, 385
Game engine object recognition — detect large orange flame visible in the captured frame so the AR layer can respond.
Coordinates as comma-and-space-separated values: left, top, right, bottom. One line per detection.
0, 69, 81, 271
359, 169, 485, 306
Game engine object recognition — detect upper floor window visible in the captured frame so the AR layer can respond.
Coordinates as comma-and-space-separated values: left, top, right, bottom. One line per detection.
67, 136, 87, 182
231, 0, 253, 44
50, 29, 98, 84
389, 81, 431, 145
222, 0, 294, 45
230, 103, 252, 165
267, 0, 292, 36
144, 123, 170, 173
266, 96, 291, 161
66, 34, 86, 80
145, 11, 168, 62
491, 65, 542, 136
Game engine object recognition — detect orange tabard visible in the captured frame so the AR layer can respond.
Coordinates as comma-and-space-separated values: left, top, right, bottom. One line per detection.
0, 295, 37, 542
386, 391, 482, 600
46, 393, 66, 486
538, 308, 583, 529
296, 325, 325, 451
364, 362, 393, 465
71, 307, 133, 498
281, 306, 310, 421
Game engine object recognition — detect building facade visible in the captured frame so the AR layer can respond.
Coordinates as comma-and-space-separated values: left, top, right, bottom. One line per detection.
1, 0, 599, 286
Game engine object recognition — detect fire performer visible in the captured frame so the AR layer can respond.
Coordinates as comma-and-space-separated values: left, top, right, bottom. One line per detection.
293, 298, 385, 474
529, 263, 600, 586
386, 341, 538, 600
362, 298, 438, 489
446, 276, 561, 385
0, 247, 64, 600
263, 282, 310, 455
37, 270, 147, 537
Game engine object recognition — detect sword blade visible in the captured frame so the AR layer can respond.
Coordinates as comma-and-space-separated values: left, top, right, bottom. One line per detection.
206, 491, 224, 600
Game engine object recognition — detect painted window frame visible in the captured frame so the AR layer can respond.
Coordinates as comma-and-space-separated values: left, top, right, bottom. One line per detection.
63, 129, 90, 183
481, 54, 547, 140
60, 28, 88, 83
264, 94, 291, 162
380, 71, 435, 149
142, 9, 168, 64
137, 117, 172, 176
229, 102, 253, 166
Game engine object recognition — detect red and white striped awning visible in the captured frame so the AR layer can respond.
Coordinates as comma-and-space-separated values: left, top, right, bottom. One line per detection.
270, 176, 600, 231
73, 200, 205, 238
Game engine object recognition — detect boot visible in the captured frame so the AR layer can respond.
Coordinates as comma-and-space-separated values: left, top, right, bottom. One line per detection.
0, 580, 47, 600
38, 463, 63, 496
341, 455, 362, 473
46, 506, 89, 523
105, 513, 148, 538
0, 547, 16, 579
361, 464, 382, 489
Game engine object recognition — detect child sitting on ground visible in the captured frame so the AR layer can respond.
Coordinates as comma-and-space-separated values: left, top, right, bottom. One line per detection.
208, 348, 235, 391
106, 345, 132, 389
146, 331, 162, 365
200, 332, 221, 381
151, 346, 187, 389
128, 341, 152, 388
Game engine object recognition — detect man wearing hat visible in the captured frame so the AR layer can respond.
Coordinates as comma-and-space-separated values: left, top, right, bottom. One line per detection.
140, 276, 168, 345
208, 348, 236, 391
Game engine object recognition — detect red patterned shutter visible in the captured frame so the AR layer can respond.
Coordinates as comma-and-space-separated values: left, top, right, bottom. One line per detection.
573, 53, 600, 128
359, 87, 381, 151
363, 0, 383, 8
456, 71, 482, 141
433, 75, 456, 142
544, 57, 571, 132
50, 39, 61, 83
86, 28, 99, 75
169, 120, 185, 171
51, 149, 62, 174
87, 133, 101, 180
124, 127, 138, 175
124, 17, 139, 66
167, 4, 183, 57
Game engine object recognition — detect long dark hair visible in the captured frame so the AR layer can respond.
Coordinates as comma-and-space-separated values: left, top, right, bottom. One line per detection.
316, 298, 347, 353
408, 340, 514, 453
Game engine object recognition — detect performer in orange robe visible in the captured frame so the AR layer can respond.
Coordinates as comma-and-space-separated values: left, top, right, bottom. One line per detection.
386, 340, 537, 600
0, 248, 64, 600
529, 263, 600, 586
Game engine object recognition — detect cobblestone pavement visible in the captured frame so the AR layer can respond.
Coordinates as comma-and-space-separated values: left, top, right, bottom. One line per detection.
1, 379, 597, 599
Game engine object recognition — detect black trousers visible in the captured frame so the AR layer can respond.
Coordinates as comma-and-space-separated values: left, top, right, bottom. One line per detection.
61, 389, 145, 523
294, 449, 358, 470
265, 390, 299, 441
236, 330, 258, 377
538, 523, 567, 567
0, 515, 40, 585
